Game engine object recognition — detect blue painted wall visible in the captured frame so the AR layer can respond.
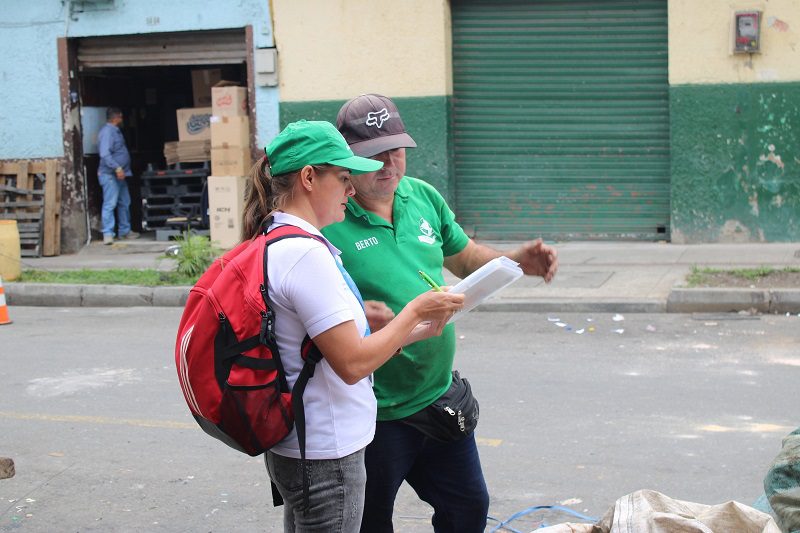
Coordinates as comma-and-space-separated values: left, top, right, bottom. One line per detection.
0, 0, 278, 159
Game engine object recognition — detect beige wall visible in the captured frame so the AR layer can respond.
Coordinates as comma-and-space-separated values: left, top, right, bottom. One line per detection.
670, 0, 800, 84
272, 0, 452, 101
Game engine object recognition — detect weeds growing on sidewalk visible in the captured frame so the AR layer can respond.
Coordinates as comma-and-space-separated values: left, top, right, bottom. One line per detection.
172, 232, 222, 278
686, 266, 800, 288
15, 234, 223, 286
18, 268, 198, 286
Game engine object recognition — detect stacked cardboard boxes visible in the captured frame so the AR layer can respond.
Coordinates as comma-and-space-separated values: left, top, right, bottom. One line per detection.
210, 116, 250, 175
164, 107, 212, 165
163, 141, 210, 165
208, 83, 250, 248
210, 83, 250, 176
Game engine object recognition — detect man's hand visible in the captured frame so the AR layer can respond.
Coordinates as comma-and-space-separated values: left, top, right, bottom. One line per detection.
445, 238, 559, 283
514, 239, 558, 282
364, 300, 395, 332
115, 167, 125, 180
406, 319, 447, 344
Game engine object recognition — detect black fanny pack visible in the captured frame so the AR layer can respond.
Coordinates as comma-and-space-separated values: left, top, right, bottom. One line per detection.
400, 371, 479, 442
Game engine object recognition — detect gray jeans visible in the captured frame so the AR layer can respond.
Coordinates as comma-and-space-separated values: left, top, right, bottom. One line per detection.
265, 448, 366, 533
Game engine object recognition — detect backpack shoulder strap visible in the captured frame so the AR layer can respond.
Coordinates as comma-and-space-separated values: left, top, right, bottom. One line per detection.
261, 221, 328, 513
259, 222, 328, 311
264, 224, 327, 246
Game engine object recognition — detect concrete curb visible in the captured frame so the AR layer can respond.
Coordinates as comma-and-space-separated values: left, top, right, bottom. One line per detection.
667, 288, 800, 314
5, 283, 189, 308
5, 283, 800, 314
476, 299, 666, 314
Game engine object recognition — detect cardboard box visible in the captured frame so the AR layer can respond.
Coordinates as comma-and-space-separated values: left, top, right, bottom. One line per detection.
176, 107, 212, 142
208, 175, 248, 249
210, 115, 250, 149
191, 69, 223, 107
211, 147, 252, 176
163, 140, 210, 165
212, 83, 248, 117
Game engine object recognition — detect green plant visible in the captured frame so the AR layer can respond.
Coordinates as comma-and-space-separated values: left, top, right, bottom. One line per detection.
730, 266, 775, 280
685, 266, 713, 287
685, 265, 800, 287
172, 232, 223, 278
18, 268, 198, 286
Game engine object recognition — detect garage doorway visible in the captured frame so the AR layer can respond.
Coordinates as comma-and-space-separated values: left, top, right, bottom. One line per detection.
69, 28, 252, 238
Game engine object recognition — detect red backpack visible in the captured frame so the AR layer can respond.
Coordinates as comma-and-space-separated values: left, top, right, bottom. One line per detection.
174, 221, 324, 505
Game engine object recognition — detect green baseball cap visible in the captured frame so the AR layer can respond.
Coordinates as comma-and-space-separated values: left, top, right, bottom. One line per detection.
266, 120, 383, 176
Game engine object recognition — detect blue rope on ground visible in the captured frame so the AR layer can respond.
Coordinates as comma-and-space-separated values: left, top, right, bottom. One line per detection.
486, 516, 524, 533
488, 505, 598, 532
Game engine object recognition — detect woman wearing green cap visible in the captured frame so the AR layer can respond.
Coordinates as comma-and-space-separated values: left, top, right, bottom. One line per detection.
242, 120, 463, 532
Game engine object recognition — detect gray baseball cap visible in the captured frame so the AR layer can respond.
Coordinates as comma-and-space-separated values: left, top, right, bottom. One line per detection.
336, 94, 417, 158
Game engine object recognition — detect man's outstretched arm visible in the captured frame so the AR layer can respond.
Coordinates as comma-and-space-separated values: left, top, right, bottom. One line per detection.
443, 238, 558, 282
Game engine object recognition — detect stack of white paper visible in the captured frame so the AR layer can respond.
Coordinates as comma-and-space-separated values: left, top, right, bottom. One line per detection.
448, 256, 523, 322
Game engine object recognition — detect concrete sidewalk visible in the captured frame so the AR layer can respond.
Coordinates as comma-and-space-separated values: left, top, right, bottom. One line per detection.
5, 237, 800, 313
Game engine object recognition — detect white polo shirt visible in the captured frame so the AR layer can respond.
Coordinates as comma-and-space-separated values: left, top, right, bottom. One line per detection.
266, 212, 375, 460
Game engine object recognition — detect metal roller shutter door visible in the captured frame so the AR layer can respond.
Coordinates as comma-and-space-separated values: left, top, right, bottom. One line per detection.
77, 29, 247, 68
452, 0, 669, 240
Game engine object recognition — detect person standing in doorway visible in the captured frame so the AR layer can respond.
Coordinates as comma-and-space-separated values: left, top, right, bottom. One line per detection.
97, 107, 138, 244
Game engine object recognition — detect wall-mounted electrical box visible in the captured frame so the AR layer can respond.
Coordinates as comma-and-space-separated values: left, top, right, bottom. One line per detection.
733, 11, 761, 53
255, 48, 278, 87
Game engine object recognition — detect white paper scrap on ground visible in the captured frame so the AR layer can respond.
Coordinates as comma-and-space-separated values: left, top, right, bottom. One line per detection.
448, 256, 523, 323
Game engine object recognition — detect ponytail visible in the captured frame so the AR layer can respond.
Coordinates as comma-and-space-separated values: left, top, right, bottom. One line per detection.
241, 154, 300, 241
242, 155, 273, 240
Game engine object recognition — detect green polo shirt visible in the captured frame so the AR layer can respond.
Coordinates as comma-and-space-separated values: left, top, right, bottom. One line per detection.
322, 176, 469, 421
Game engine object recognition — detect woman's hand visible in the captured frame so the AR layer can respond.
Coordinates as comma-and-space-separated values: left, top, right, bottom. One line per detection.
408, 288, 464, 324
313, 289, 463, 384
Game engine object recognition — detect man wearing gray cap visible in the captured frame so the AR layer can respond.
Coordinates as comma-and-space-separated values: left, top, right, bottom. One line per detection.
322, 94, 558, 533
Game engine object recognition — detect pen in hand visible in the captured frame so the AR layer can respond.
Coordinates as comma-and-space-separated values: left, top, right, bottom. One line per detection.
418, 270, 442, 292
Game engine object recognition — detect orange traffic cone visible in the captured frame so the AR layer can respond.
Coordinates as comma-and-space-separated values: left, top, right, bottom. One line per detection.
0, 276, 11, 325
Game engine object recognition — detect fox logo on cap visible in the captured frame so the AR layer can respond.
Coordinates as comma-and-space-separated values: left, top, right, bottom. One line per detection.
366, 108, 391, 129
336, 94, 417, 157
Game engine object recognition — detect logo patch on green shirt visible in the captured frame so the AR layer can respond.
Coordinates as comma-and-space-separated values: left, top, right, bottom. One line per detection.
417, 218, 436, 244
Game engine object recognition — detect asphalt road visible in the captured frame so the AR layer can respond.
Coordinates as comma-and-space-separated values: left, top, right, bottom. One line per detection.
1, 308, 798, 532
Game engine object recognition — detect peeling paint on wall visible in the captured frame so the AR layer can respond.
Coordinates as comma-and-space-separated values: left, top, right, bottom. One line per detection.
760, 145, 785, 170
719, 220, 752, 243
767, 17, 790, 32
671, 82, 800, 242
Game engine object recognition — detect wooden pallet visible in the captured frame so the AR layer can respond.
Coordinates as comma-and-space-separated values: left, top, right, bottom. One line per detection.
0, 160, 62, 257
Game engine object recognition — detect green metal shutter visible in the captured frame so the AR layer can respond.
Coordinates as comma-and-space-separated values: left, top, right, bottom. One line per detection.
452, 0, 669, 240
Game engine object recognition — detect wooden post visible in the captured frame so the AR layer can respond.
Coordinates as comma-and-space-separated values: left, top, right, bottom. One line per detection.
43, 159, 62, 256
16, 161, 30, 199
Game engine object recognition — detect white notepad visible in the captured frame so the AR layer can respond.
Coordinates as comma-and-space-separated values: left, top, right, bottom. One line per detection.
448, 256, 523, 322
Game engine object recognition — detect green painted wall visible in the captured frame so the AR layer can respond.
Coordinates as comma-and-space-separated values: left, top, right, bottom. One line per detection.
279, 96, 454, 202
670, 82, 800, 242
